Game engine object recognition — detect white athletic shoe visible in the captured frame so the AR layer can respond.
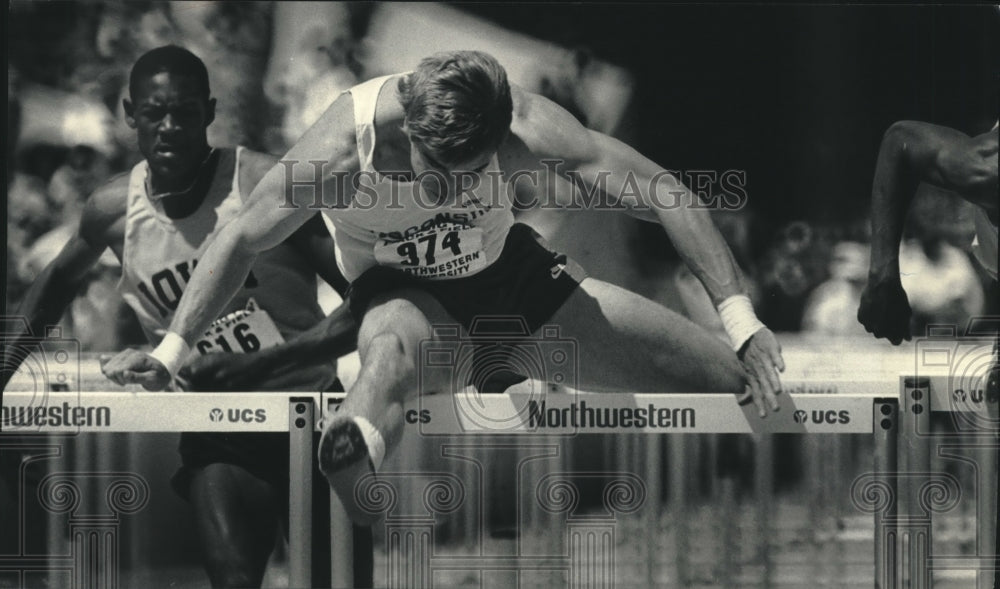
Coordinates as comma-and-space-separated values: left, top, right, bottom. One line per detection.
317, 415, 383, 525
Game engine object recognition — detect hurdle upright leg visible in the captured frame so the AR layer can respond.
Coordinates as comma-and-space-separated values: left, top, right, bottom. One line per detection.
975, 388, 998, 589
289, 397, 315, 589
718, 470, 737, 588
669, 435, 689, 587
330, 495, 354, 588
874, 398, 899, 589
974, 441, 998, 589
46, 438, 68, 589
644, 435, 662, 588
754, 434, 774, 589
902, 377, 932, 589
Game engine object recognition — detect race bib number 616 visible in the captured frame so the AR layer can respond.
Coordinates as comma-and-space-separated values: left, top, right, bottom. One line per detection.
194, 298, 285, 355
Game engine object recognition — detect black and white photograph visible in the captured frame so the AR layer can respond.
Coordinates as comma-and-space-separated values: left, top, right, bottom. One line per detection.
2, 2, 998, 588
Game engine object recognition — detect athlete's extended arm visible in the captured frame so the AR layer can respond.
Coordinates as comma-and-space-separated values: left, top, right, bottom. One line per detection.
176, 151, 355, 392
859, 121, 999, 344
178, 214, 358, 391
177, 302, 358, 391
504, 90, 783, 414
102, 95, 361, 390
3, 179, 124, 390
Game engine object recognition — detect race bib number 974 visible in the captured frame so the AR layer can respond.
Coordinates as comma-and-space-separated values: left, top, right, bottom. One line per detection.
194, 298, 285, 355
374, 226, 487, 278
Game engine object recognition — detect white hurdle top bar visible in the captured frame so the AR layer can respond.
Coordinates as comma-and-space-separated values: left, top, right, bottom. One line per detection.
1, 372, 989, 435
0, 389, 874, 435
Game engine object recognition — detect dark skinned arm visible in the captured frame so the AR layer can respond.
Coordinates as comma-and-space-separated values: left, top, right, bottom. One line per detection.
859, 121, 998, 344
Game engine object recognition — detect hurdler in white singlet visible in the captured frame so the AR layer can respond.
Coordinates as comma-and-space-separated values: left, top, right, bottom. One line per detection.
118, 147, 326, 362
324, 75, 516, 282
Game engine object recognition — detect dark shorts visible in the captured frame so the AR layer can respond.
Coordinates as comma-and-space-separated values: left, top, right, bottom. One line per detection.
171, 435, 375, 588
169, 384, 375, 587
346, 223, 587, 393
347, 223, 587, 334
171, 379, 345, 502
171, 432, 291, 501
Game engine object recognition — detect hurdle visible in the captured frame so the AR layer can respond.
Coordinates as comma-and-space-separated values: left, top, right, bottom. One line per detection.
2, 373, 996, 589
361, 376, 995, 588
0, 391, 360, 589
391, 387, 880, 588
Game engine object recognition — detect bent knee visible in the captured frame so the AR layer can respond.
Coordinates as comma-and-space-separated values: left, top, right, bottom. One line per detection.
358, 296, 434, 352
363, 332, 415, 371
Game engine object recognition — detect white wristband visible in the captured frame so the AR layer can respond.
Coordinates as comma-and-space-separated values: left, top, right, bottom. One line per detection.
717, 295, 765, 352
149, 332, 191, 379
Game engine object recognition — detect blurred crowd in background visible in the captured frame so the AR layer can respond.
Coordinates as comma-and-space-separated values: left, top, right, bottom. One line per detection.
7, 2, 998, 351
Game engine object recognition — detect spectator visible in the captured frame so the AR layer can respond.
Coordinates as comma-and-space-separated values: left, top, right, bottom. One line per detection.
757, 221, 831, 332
802, 241, 870, 335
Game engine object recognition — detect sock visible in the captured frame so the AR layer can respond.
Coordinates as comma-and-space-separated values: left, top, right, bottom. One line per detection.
353, 416, 386, 471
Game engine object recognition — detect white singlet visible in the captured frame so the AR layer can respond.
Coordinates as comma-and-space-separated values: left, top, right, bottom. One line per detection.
323, 74, 516, 282
118, 148, 325, 359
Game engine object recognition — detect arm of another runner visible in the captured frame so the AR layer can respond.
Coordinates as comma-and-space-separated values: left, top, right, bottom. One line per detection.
102, 94, 361, 390
237, 149, 353, 296
503, 89, 783, 415
178, 150, 357, 391
177, 303, 358, 392
3, 178, 124, 390
178, 216, 358, 391
860, 121, 999, 344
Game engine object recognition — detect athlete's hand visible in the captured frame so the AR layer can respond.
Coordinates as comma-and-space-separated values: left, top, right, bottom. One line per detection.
858, 273, 912, 345
177, 351, 337, 392
100, 349, 171, 391
737, 327, 784, 418
177, 352, 267, 392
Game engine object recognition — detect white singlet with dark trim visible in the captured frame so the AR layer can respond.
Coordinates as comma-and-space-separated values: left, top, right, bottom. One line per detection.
324, 74, 516, 282
971, 120, 998, 280
118, 148, 323, 361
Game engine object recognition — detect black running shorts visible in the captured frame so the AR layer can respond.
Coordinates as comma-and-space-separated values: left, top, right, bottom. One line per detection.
347, 223, 587, 334
346, 223, 587, 392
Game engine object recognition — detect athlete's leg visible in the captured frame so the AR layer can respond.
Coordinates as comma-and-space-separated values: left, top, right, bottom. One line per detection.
543, 277, 745, 394
319, 288, 459, 523
341, 288, 459, 445
188, 464, 281, 589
